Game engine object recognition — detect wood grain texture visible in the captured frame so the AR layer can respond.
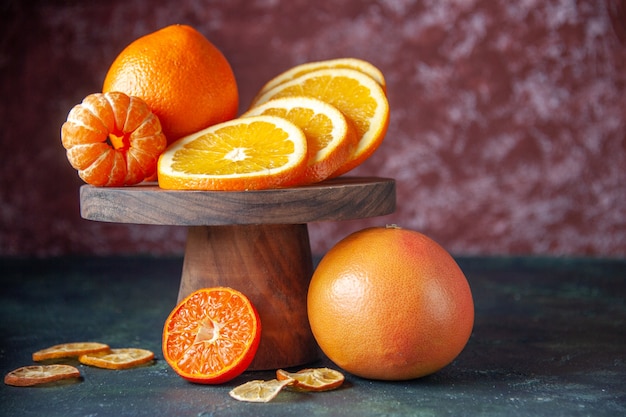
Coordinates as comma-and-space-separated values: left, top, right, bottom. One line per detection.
179, 224, 318, 370
79, 177, 395, 225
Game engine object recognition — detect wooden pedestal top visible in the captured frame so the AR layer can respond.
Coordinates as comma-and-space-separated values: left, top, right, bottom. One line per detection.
80, 177, 395, 225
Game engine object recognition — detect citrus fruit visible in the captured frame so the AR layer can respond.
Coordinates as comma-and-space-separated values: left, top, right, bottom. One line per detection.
157, 115, 308, 191
253, 57, 387, 99
103, 24, 238, 143
276, 367, 345, 392
242, 96, 357, 184
229, 378, 295, 403
61, 92, 167, 186
307, 225, 474, 381
4, 365, 81, 387
250, 68, 389, 177
32, 342, 110, 361
79, 348, 155, 370
162, 287, 261, 384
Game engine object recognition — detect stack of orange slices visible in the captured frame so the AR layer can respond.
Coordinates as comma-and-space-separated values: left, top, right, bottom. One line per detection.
61, 25, 389, 191
157, 57, 389, 191
60, 24, 389, 190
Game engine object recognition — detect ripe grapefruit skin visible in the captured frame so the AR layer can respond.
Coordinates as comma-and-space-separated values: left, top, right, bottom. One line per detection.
307, 226, 474, 380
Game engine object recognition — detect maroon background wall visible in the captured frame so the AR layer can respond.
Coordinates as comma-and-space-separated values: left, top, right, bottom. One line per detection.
1, 0, 625, 258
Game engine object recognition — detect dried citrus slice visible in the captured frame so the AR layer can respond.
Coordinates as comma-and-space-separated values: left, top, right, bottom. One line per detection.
250, 68, 389, 177
229, 378, 294, 403
253, 57, 386, 100
242, 96, 357, 184
32, 342, 111, 361
162, 287, 261, 384
4, 364, 81, 387
276, 367, 345, 392
158, 115, 308, 191
61, 91, 167, 186
78, 348, 154, 370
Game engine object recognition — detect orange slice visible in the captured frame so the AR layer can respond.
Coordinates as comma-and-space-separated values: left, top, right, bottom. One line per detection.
61, 92, 167, 186
253, 58, 386, 100
158, 115, 308, 191
4, 365, 81, 387
32, 342, 110, 361
162, 287, 261, 384
250, 68, 389, 177
242, 96, 357, 184
276, 367, 345, 392
78, 348, 155, 370
229, 378, 295, 403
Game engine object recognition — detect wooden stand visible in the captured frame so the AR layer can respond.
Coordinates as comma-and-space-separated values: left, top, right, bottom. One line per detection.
80, 177, 395, 370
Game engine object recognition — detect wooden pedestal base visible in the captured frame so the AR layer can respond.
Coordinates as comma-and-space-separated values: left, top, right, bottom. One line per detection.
79, 177, 395, 371
179, 224, 318, 370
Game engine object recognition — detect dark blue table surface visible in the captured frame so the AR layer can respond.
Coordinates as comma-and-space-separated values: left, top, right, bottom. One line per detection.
1, 256, 625, 416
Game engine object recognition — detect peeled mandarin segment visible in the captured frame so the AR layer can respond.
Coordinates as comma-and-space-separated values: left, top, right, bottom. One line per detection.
61, 105, 109, 148
78, 348, 155, 370
65, 142, 111, 171
120, 95, 152, 133
241, 96, 356, 185
162, 287, 261, 384
61, 92, 167, 187
276, 367, 345, 391
229, 378, 295, 403
4, 365, 81, 387
78, 148, 122, 187
251, 68, 389, 177
32, 342, 110, 361
127, 115, 170, 180
253, 57, 386, 101
157, 115, 308, 191
82, 92, 117, 133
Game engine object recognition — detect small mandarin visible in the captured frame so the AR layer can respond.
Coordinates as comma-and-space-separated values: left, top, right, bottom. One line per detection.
61, 91, 166, 186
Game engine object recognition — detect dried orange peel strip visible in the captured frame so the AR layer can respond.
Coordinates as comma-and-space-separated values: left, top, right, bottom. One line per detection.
4, 364, 81, 387
276, 367, 345, 392
32, 342, 111, 361
79, 348, 154, 370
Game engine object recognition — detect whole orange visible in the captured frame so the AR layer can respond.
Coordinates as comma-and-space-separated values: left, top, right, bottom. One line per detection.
307, 225, 474, 380
103, 24, 238, 143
